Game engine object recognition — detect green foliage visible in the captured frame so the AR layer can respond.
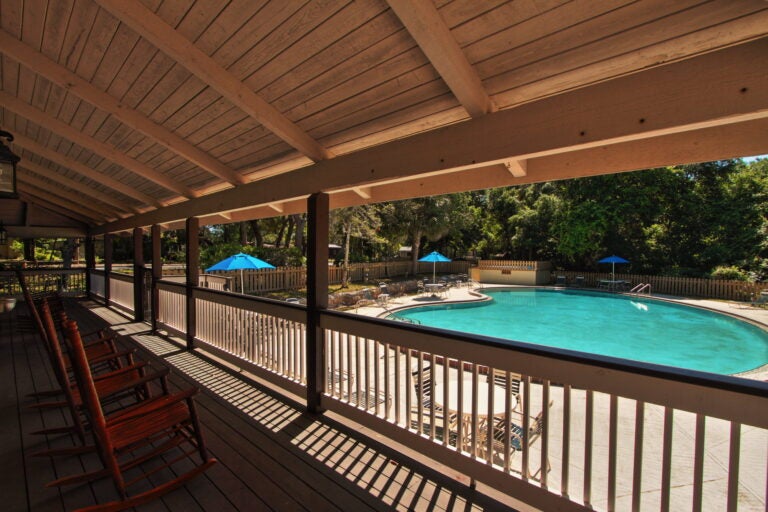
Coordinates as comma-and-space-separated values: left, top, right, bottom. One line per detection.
709, 266, 749, 281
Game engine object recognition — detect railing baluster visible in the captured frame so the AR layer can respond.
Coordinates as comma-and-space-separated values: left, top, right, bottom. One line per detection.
692, 414, 706, 512
608, 394, 618, 510
727, 422, 741, 512
632, 400, 645, 512
561, 383, 571, 498
542, 380, 550, 489
584, 389, 593, 506
661, 407, 674, 512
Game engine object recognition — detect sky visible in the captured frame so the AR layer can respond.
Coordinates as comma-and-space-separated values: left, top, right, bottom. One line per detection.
742, 154, 767, 162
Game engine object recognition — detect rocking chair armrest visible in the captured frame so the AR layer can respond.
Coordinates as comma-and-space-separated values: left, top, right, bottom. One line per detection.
106, 386, 197, 425
95, 368, 170, 401
92, 362, 148, 382
87, 348, 137, 368
82, 333, 118, 347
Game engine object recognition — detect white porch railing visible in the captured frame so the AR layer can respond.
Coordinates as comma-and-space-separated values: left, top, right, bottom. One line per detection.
89, 270, 105, 299
156, 281, 186, 337
147, 281, 767, 511
107, 272, 134, 313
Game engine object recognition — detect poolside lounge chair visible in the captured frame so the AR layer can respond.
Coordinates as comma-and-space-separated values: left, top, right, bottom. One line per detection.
555, 275, 567, 286
751, 291, 768, 308
489, 369, 522, 411
490, 400, 553, 479
574, 276, 585, 287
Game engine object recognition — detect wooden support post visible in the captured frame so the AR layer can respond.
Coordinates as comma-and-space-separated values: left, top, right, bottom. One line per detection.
104, 234, 113, 307
133, 227, 144, 322
84, 236, 95, 298
306, 192, 329, 413
150, 225, 162, 332
185, 217, 199, 350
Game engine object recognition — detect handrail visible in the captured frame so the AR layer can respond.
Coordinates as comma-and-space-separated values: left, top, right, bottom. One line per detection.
630, 283, 652, 295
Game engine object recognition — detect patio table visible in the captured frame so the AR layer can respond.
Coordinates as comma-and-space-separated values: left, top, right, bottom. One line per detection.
433, 376, 517, 453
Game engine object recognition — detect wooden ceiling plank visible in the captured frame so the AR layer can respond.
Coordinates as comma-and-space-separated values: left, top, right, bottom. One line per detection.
95, 0, 334, 162
90, 39, 768, 234
19, 172, 120, 219
0, 91, 197, 198
18, 183, 106, 223
11, 133, 163, 208
18, 159, 135, 215
490, 7, 768, 108
18, 191, 92, 228
387, 0, 495, 118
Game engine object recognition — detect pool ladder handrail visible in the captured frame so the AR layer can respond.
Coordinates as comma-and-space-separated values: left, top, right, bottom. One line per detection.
630, 283, 652, 295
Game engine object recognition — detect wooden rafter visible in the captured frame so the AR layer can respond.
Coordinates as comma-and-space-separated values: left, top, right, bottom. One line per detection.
18, 160, 134, 216
11, 134, 163, 208
18, 191, 89, 224
0, 30, 245, 187
504, 160, 527, 177
95, 0, 333, 163
18, 184, 105, 224
387, 0, 495, 118
19, 174, 118, 220
91, 39, 768, 234
0, 92, 197, 199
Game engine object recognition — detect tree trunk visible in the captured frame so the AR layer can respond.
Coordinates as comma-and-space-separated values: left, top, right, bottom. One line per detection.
292, 214, 305, 252
285, 216, 295, 249
275, 218, 287, 247
240, 222, 248, 245
249, 220, 263, 247
411, 230, 423, 276
342, 224, 352, 287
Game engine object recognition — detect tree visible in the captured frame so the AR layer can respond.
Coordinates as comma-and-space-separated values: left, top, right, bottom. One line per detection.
331, 205, 383, 287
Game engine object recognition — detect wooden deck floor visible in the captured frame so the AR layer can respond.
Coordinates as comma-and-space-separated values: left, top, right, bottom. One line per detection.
1, 299, 519, 512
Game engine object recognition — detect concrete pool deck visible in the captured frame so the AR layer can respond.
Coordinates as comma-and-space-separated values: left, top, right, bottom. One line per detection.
351, 284, 768, 510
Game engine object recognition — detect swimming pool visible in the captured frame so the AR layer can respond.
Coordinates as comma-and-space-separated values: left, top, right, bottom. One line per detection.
389, 289, 768, 375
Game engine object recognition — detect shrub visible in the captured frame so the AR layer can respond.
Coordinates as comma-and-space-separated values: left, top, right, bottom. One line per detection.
709, 266, 749, 281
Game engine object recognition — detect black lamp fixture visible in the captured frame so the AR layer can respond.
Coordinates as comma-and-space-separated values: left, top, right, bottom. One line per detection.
0, 221, 6, 246
0, 130, 20, 198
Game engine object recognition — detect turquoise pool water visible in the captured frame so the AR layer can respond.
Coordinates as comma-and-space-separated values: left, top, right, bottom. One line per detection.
390, 289, 768, 375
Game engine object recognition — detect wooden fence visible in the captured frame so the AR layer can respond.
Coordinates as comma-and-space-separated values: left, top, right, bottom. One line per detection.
552, 270, 767, 302
206, 260, 472, 294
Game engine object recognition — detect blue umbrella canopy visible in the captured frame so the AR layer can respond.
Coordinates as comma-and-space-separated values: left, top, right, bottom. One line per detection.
206, 252, 275, 293
418, 251, 451, 283
598, 254, 629, 279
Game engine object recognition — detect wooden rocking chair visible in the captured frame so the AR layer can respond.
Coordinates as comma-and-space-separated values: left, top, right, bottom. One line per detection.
53, 319, 216, 511
30, 300, 169, 449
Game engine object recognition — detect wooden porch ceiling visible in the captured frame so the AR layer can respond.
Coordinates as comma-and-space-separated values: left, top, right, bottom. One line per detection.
0, 0, 766, 236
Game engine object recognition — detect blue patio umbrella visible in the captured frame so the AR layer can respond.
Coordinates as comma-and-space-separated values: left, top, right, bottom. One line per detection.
598, 255, 629, 280
206, 252, 275, 294
418, 251, 451, 283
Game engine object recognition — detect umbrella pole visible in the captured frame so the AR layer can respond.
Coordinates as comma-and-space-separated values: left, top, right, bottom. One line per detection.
240, 268, 244, 294
433, 262, 436, 283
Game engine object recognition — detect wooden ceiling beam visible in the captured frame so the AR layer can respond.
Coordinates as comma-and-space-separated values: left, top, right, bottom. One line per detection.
0, 30, 245, 187
90, 40, 768, 234
19, 174, 119, 220
18, 191, 92, 227
11, 134, 163, 208
95, 0, 333, 163
18, 160, 135, 215
387, 0, 495, 118
0, 92, 197, 199
5, 222, 87, 238
504, 160, 527, 177
352, 187, 372, 199
18, 185, 105, 224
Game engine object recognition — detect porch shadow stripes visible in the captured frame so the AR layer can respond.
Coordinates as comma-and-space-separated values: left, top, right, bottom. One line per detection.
81, 299, 519, 511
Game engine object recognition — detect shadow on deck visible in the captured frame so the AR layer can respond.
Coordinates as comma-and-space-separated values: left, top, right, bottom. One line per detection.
1, 299, 519, 512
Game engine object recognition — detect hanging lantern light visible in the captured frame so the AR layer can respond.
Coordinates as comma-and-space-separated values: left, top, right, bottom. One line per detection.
0, 130, 20, 198
0, 221, 7, 245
